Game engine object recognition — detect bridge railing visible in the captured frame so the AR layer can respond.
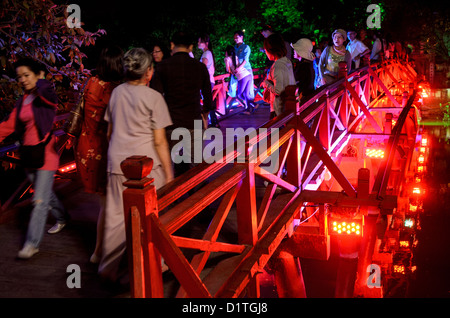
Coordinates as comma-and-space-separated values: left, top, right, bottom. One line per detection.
120, 58, 418, 298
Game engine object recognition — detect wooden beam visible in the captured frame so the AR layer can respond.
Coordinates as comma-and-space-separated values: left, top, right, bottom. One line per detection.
160, 165, 246, 234
171, 236, 247, 254
130, 206, 144, 298
215, 190, 303, 297
368, 67, 401, 108
254, 166, 297, 192
299, 189, 397, 209
150, 214, 212, 298
297, 118, 357, 197
345, 81, 383, 133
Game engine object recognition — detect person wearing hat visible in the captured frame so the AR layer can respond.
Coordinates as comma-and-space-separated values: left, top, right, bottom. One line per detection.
291, 38, 316, 101
346, 29, 370, 70
317, 29, 352, 87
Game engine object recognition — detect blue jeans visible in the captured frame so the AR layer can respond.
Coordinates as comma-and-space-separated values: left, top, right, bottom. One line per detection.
25, 170, 67, 248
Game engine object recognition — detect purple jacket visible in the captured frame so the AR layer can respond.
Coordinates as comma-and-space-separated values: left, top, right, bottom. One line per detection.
14, 79, 58, 140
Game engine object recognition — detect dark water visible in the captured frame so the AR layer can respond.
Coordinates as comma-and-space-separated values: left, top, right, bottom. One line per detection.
406, 129, 450, 297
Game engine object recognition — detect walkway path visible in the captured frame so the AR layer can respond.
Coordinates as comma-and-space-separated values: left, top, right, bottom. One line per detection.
0, 103, 271, 298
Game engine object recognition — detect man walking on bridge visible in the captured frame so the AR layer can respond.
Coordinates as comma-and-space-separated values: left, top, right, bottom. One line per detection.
151, 31, 214, 177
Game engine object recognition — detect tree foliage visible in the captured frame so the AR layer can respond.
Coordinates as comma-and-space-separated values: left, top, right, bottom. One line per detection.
1, 0, 447, 121
0, 0, 105, 117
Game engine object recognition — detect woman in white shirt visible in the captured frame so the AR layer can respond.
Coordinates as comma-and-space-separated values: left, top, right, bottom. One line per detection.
260, 33, 296, 118
198, 34, 219, 127
99, 48, 174, 283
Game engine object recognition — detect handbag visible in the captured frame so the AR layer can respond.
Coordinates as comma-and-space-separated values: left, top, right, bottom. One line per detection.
63, 79, 89, 137
263, 88, 271, 103
19, 133, 52, 169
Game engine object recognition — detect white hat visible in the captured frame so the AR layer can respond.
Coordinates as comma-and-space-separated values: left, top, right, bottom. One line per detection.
291, 38, 315, 61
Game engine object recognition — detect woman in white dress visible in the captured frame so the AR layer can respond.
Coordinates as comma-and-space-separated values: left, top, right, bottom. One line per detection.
99, 48, 174, 283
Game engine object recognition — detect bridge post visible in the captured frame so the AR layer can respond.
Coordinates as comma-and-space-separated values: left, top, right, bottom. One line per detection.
354, 168, 382, 297
272, 250, 307, 298
384, 113, 393, 134
338, 61, 348, 80
121, 156, 164, 298
235, 140, 259, 297
284, 85, 302, 188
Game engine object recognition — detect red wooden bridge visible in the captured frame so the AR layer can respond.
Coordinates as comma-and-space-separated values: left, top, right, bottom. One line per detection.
117, 58, 424, 298
0, 58, 430, 298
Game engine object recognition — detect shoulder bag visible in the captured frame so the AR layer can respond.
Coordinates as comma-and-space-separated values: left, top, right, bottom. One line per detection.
63, 79, 89, 137
20, 132, 52, 169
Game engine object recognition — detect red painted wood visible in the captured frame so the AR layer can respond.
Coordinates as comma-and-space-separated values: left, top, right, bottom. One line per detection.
150, 214, 212, 298
130, 206, 144, 298
236, 163, 258, 246
345, 81, 383, 133
118, 59, 417, 298
160, 165, 246, 234
122, 156, 164, 298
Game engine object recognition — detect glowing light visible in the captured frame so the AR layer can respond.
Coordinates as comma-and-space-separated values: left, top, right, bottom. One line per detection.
404, 218, 414, 228
393, 265, 405, 274
400, 240, 410, 248
417, 154, 425, 164
58, 162, 76, 173
365, 148, 385, 158
419, 147, 426, 153
412, 187, 421, 194
329, 219, 362, 236
409, 204, 418, 212
417, 166, 424, 173
421, 138, 428, 147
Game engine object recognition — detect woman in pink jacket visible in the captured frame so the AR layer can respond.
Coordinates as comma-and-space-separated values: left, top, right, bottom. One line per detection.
0, 58, 69, 259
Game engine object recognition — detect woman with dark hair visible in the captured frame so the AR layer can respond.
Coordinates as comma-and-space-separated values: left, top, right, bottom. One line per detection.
0, 58, 69, 259
68, 45, 124, 264
150, 42, 169, 64
261, 33, 296, 118
198, 34, 219, 127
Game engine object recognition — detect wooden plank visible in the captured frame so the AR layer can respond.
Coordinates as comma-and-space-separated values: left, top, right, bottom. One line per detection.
215, 189, 303, 297
171, 236, 246, 254
299, 189, 397, 209
160, 164, 246, 234
254, 166, 297, 192
176, 182, 242, 297
150, 214, 212, 298
157, 162, 230, 211
236, 163, 258, 246
130, 206, 145, 298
